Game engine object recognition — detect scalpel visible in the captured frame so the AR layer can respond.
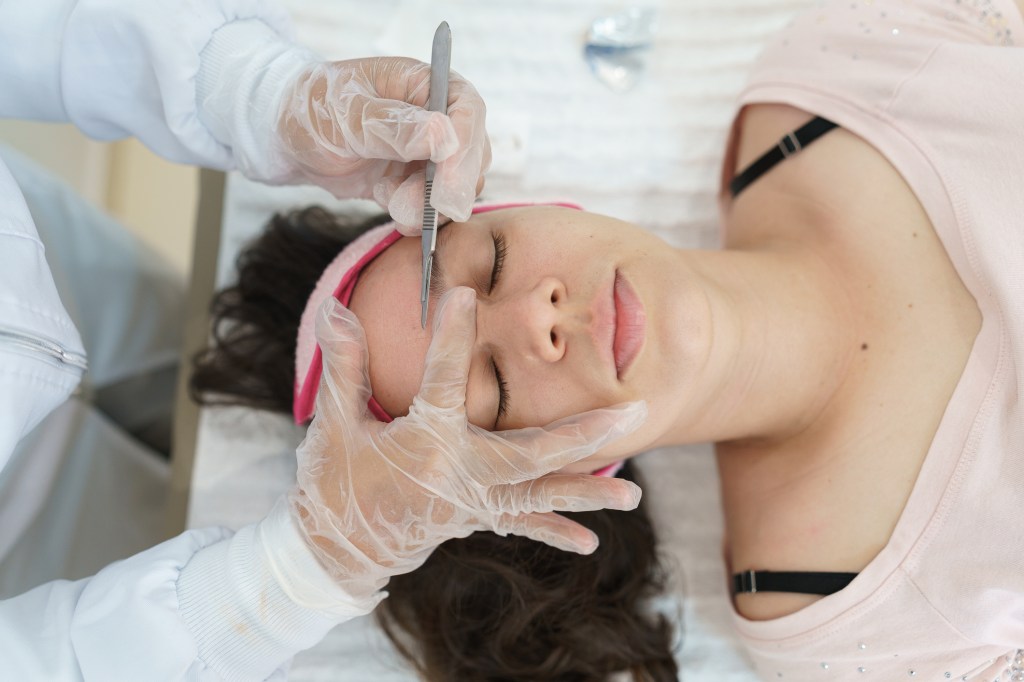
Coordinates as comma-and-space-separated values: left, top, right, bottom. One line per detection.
420, 21, 452, 328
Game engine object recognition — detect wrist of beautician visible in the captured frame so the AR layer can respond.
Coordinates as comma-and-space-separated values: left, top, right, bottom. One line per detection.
197, 19, 490, 232
268, 289, 646, 612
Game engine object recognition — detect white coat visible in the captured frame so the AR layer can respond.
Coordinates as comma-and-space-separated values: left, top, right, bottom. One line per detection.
0, 0, 366, 678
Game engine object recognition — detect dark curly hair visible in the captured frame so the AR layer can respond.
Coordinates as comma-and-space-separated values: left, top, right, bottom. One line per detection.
190, 206, 680, 681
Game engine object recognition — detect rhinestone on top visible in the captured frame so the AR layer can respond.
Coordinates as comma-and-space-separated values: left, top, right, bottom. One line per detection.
1005, 648, 1024, 682
940, 0, 1016, 45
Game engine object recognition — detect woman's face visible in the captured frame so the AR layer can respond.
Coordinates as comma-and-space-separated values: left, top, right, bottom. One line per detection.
348, 206, 709, 472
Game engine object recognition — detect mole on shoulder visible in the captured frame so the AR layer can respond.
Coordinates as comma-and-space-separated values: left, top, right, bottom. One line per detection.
861, 342, 869, 351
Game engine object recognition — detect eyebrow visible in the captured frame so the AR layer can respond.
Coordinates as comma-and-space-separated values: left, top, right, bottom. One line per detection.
428, 223, 454, 299
425, 223, 506, 429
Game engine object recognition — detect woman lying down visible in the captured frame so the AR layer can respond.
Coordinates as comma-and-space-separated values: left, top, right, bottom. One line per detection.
194, 0, 1024, 679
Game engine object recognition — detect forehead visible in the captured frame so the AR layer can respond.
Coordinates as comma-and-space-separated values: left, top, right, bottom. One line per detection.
347, 232, 431, 418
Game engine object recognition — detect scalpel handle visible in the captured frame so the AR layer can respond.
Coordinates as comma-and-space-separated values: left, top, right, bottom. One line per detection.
419, 20, 448, 212
420, 22, 451, 328
427, 22, 452, 118
423, 21, 451, 195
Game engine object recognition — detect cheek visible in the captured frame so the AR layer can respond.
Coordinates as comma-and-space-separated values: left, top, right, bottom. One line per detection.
504, 376, 606, 430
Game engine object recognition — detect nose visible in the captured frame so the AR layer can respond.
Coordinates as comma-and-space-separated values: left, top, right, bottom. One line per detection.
477, 276, 569, 363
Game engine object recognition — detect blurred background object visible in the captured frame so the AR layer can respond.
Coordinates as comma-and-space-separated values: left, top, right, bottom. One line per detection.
0, 120, 198, 276
584, 7, 659, 92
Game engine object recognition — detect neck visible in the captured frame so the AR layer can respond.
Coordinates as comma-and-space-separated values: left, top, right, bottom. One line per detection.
659, 244, 858, 448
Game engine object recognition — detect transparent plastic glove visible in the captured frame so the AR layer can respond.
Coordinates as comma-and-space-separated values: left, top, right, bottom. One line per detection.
287, 288, 646, 608
276, 57, 491, 233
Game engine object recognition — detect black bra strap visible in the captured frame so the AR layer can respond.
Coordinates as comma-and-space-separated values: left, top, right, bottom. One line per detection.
729, 116, 839, 198
733, 570, 858, 596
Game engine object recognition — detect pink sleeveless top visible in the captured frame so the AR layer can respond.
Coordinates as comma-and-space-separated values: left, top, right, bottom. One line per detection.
716, 1, 1024, 679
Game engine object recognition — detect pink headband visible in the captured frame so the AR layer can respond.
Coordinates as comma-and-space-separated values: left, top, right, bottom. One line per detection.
293, 202, 623, 478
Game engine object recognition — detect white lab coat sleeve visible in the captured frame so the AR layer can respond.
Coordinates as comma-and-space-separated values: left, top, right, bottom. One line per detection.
194, 18, 319, 184
0, 499, 378, 680
0, 528, 231, 680
0, 162, 87, 472
0, 0, 317, 174
175, 498, 382, 680
0, 153, 373, 680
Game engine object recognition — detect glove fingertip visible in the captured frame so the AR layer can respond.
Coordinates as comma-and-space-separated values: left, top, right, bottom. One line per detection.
531, 520, 599, 555
372, 178, 396, 212
578, 401, 648, 449
623, 481, 643, 510
430, 190, 473, 223
581, 540, 599, 555
610, 400, 648, 436
531, 528, 597, 555
427, 112, 460, 161
315, 297, 357, 340
388, 193, 420, 229
432, 287, 476, 335
573, 530, 600, 555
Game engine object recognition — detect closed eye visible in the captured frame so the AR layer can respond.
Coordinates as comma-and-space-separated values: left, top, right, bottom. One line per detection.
489, 232, 507, 293
488, 230, 511, 428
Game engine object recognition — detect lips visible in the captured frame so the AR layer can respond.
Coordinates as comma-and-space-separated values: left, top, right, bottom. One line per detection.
612, 271, 646, 378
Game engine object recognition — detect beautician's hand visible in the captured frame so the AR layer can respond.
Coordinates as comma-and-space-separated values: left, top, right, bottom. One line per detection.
276, 57, 491, 232
285, 288, 645, 608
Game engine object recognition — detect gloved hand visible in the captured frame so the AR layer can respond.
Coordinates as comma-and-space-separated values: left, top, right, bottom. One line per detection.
283, 288, 646, 610
275, 57, 491, 233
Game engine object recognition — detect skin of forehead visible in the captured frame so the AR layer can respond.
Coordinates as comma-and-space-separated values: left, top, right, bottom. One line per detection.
347, 216, 496, 427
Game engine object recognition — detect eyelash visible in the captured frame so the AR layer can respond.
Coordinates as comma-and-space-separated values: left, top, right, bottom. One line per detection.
490, 232, 510, 425
489, 232, 507, 293
491, 357, 510, 424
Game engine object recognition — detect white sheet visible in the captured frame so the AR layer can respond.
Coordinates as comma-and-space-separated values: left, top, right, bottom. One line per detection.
189, 0, 819, 678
